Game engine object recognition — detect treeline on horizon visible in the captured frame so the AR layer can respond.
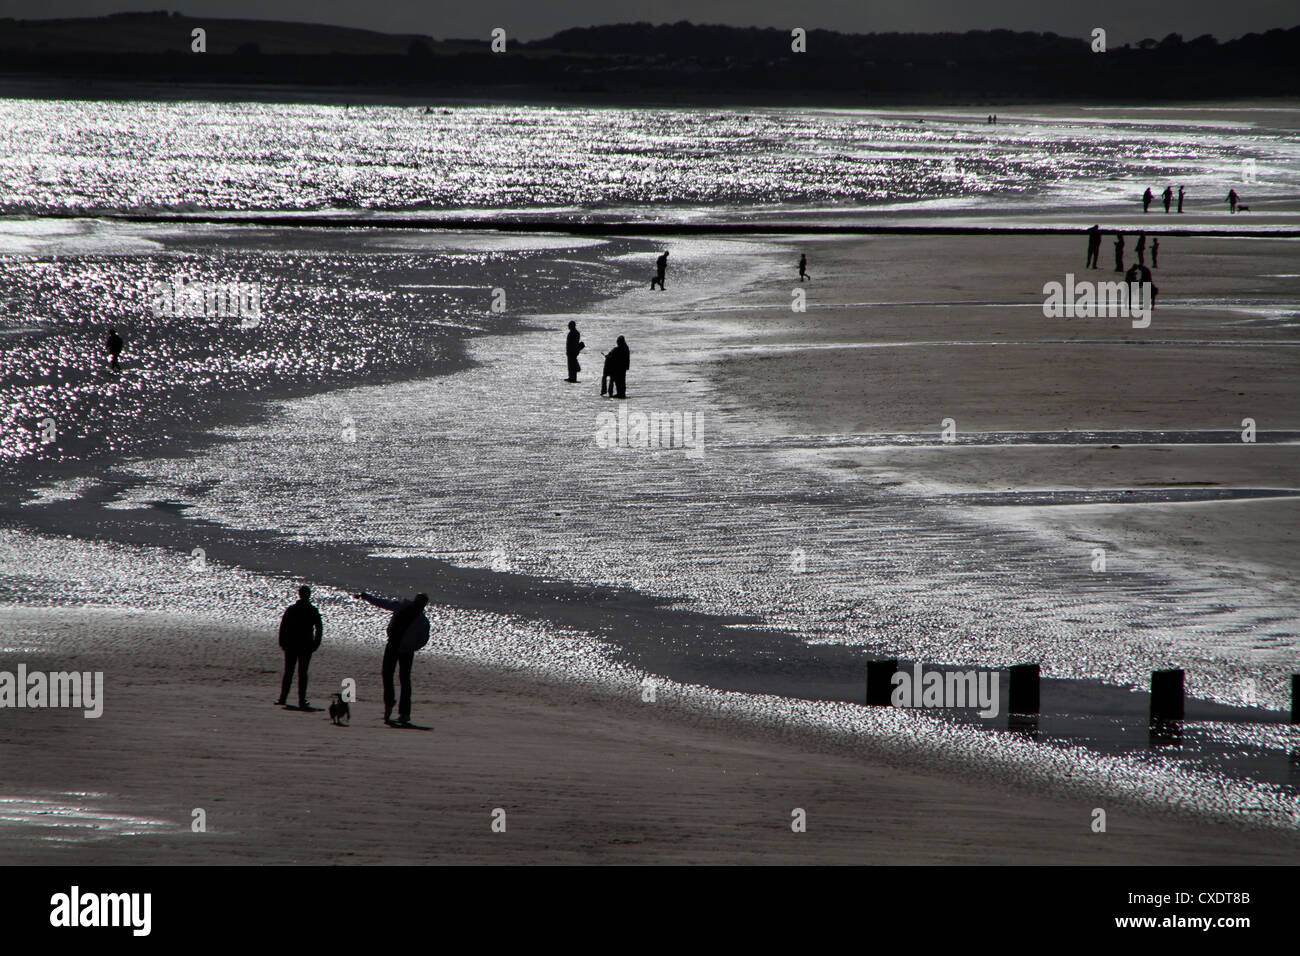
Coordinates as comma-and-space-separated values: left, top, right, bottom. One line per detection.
2, 11, 1298, 101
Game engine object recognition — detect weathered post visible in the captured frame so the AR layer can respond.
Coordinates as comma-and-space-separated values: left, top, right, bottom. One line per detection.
866, 659, 898, 706
1008, 663, 1040, 716
1150, 668, 1184, 721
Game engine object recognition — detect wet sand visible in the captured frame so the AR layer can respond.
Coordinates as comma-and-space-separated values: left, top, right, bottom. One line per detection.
1, 608, 1296, 865
1, 228, 1297, 864
711, 233, 1300, 587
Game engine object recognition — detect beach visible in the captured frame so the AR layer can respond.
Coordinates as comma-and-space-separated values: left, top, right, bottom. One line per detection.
1, 101, 1298, 865
3, 607, 1297, 865
2, 221, 1298, 862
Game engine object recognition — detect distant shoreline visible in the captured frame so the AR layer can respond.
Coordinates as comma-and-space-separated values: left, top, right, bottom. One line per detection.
9, 210, 1297, 238
4, 75, 1300, 111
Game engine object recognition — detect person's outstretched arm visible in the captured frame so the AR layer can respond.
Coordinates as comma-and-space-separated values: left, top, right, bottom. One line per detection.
357, 591, 401, 611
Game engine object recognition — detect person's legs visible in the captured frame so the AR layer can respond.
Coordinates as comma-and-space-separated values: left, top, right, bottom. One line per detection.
297, 651, 312, 707
398, 651, 415, 723
614, 371, 627, 398
278, 649, 296, 704
382, 642, 398, 721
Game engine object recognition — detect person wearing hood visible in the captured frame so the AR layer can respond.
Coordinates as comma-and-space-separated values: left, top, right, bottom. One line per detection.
357, 591, 431, 726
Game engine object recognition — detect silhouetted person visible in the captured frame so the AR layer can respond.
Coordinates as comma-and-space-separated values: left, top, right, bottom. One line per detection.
798, 254, 809, 281
1085, 225, 1101, 269
105, 327, 123, 371
1135, 231, 1146, 266
606, 336, 630, 399
1162, 186, 1172, 213
1142, 188, 1154, 213
1125, 263, 1158, 311
276, 585, 322, 708
600, 348, 614, 397
565, 320, 584, 383
1227, 189, 1239, 214
992, 114, 997, 124
1177, 185, 1185, 213
357, 591, 430, 726
1151, 238, 1160, 269
651, 251, 669, 291
1114, 233, 1124, 272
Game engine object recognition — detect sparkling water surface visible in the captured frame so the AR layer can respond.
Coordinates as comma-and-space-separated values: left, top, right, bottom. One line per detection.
3, 100, 1299, 217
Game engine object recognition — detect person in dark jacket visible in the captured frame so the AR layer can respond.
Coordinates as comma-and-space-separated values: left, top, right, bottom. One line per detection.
605, 336, 630, 399
276, 585, 323, 708
1162, 185, 1173, 213
1142, 187, 1154, 213
357, 591, 430, 726
565, 320, 584, 383
1114, 233, 1125, 272
1124, 262, 1158, 311
650, 251, 669, 290
1085, 225, 1101, 269
600, 348, 614, 397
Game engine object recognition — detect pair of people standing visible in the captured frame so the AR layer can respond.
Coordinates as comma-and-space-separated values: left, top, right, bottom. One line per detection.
275, 585, 432, 726
1110, 231, 1161, 272
565, 322, 630, 398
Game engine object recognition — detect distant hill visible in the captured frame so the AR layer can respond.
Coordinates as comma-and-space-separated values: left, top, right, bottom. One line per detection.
2, 13, 1297, 102
0, 10, 448, 56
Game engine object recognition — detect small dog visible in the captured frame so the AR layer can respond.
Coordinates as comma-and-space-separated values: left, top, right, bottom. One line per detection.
329, 693, 350, 726
1237, 205, 1251, 212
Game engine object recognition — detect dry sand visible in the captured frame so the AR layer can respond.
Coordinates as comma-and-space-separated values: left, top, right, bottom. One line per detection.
1, 608, 1296, 865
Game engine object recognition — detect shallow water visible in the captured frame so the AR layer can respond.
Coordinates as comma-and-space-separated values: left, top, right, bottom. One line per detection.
0, 229, 643, 468
3, 100, 1299, 217
25, 235, 1292, 721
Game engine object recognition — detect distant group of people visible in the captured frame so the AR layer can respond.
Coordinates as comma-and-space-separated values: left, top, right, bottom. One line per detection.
985, 114, 998, 124
564, 250, 813, 394
276, 585, 431, 727
1141, 185, 1185, 214
1085, 226, 1161, 273
1081, 225, 1159, 308
1141, 185, 1249, 214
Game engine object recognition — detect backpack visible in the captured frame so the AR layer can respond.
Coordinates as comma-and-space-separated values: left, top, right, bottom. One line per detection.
388, 602, 429, 652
